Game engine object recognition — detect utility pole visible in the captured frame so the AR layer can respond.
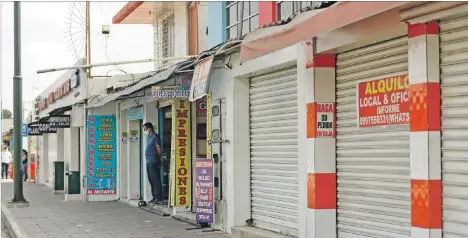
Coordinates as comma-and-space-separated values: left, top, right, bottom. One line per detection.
10, 1, 28, 205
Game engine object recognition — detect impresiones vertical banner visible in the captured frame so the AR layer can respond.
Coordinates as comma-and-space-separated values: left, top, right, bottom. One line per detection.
86, 115, 117, 195
171, 99, 191, 206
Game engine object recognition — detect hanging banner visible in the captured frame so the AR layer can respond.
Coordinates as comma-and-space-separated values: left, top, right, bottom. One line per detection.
48, 115, 71, 128
206, 94, 212, 158
27, 125, 42, 136
357, 74, 410, 128
171, 99, 191, 206
195, 158, 214, 224
152, 86, 190, 99
86, 115, 117, 195
189, 56, 214, 102
196, 97, 207, 118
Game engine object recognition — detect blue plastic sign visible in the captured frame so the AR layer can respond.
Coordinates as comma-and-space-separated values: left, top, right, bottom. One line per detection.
126, 106, 144, 120
86, 115, 117, 195
22, 124, 28, 137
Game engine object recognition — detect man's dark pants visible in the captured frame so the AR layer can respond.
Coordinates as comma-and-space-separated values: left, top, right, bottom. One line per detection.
23, 163, 28, 181
147, 163, 163, 201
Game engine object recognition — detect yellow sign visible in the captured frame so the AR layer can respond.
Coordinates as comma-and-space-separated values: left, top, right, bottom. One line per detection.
206, 94, 212, 158
171, 99, 191, 206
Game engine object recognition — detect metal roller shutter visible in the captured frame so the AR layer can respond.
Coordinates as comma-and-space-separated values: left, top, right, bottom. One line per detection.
440, 12, 468, 238
249, 67, 299, 237
336, 37, 410, 238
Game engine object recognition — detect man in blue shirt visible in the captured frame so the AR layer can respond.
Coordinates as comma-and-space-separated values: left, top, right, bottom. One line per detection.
143, 122, 163, 205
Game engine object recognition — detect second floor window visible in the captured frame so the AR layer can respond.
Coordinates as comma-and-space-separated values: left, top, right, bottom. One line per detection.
277, 1, 320, 21
162, 14, 175, 65
226, 1, 259, 40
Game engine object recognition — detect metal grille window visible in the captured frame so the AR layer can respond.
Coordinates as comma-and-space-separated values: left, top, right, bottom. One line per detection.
276, 1, 321, 21
162, 14, 175, 65
226, 1, 259, 39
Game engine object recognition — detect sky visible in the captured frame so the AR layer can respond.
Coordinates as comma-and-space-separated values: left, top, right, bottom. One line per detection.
1, 2, 154, 112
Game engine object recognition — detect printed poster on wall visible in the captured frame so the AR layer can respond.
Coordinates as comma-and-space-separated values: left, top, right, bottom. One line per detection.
170, 99, 191, 206
206, 94, 212, 158
195, 158, 214, 224
357, 74, 410, 127
86, 115, 117, 195
189, 56, 214, 102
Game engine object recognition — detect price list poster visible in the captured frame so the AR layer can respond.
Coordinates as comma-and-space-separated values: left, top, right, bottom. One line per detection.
86, 115, 117, 195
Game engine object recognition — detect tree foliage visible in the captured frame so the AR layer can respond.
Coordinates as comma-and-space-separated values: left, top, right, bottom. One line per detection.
2, 109, 12, 119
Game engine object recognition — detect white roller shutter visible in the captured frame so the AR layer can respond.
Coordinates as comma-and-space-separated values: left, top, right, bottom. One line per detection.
336, 37, 411, 238
440, 12, 468, 238
249, 67, 299, 237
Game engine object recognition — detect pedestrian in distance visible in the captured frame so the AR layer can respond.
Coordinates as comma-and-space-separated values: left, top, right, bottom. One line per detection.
1, 147, 12, 179
22, 149, 28, 182
143, 122, 164, 205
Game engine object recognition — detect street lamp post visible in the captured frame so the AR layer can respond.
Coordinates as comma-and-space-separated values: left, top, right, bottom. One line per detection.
10, 1, 28, 205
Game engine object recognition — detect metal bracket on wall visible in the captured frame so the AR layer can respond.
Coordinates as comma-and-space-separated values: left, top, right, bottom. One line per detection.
207, 139, 229, 145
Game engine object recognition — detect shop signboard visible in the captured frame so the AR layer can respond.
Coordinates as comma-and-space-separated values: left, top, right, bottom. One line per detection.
189, 56, 214, 102
151, 85, 190, 99
126, 106, 144, 120
356, 74, 410, 128
196, 97, 207, 118
171, 99, 191, 206
28, 121, 57, 134
86, 115, 117, 195
47, 115, 71, 128
206, 94, 212, 158
307, 103, 336, 138
195, 158, 214, 224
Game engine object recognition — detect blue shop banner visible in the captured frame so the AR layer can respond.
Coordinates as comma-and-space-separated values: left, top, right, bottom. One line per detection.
86, 115, 117, 195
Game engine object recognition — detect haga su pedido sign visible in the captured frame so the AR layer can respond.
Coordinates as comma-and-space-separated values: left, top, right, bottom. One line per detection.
357, 74, 410, 127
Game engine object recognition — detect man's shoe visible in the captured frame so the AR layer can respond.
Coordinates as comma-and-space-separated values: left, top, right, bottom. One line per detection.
156, 200, 164, 205
148, 199, 156, 204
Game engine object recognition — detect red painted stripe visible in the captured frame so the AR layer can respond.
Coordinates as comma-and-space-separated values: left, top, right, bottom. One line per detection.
308, 173, 336, 209
307, 103, 317, 138
409, 82, 440, 132
259, 2, 277, 27
408, 21, 439, 38
307, 55, 335, 68
112, 1, 144, 24
411, 179, 442, 229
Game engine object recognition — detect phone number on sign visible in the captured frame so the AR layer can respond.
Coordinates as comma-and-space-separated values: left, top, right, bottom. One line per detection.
359, 112, 409, 127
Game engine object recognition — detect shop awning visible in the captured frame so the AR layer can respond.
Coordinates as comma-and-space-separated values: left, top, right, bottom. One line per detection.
87, 63, 180, 109
240, 1, 409, 63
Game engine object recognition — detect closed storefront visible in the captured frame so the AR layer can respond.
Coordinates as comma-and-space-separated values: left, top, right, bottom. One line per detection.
440, 12, 468, 238
335, 37, 411, 237
249, 67, 299, 236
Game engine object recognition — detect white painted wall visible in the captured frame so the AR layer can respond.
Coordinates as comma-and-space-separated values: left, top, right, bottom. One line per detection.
118, 109, 128, 200
127, 119, 141, 200
47, 133, 57, 188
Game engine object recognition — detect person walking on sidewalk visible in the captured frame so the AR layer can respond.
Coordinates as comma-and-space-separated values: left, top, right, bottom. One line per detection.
22, 149, 28, 181
1, 147, 12, 179
143, 122, 163, 205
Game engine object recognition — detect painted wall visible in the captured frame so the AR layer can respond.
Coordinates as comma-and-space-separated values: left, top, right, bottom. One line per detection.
47, 133, 57, 188
208, 2, 227, 48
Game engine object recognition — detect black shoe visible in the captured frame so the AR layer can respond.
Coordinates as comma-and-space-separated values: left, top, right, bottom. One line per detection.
148, 199, 156, 204
156, 200, 164, 205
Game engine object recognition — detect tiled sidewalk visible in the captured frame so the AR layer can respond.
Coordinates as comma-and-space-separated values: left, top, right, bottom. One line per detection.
1, 180, 229, 238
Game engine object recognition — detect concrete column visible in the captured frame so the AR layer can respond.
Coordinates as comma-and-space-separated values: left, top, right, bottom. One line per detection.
407, 21, 441, 238
298, 39, 336, 238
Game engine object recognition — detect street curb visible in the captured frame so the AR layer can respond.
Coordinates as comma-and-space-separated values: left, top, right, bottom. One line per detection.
1, 203, 29, 238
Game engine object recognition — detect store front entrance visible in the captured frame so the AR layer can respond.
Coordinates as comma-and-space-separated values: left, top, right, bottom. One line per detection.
159, 105, 172, 205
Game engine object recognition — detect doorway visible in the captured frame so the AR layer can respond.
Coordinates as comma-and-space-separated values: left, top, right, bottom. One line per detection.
158, 105, 172, 205
139, 119, 144, 200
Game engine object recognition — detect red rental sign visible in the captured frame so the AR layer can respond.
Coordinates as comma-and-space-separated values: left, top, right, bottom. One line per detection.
357, 74, 410, 127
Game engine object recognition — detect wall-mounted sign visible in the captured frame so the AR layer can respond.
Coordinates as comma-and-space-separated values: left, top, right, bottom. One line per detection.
22, 124, 28, 137
47, 115, 71, 128
28, 121, 57, 134
129, 130, 139, 142
307, 103, 336, 138
189, 56, 214, 102
39, 79, 73, 111
71, 69, 80, 89
126, 106, 144, 121
86, 115, 117, 195
357, 74, 410, 127
171, 99, 191, 207
195, 158, 214, 224
151, 86, 190, 99
196, 97, 207, 117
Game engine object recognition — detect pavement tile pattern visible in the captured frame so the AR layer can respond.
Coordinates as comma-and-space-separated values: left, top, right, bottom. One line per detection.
1, 181, 229, 238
